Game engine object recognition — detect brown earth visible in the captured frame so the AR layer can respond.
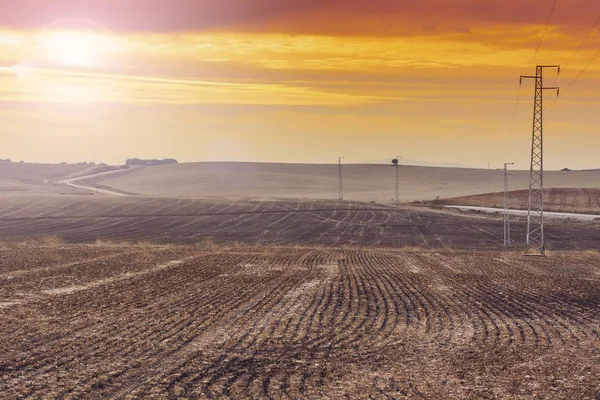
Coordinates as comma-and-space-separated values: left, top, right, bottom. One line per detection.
1, 164, 599, 399
443, 188, 600, 215
1, 194, 600, 250
0, 243, 598, 399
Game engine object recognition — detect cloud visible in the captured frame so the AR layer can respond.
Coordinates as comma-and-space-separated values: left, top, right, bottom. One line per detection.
0, 0, 598, 37
2, 27, 600, 110
0, 65, 388, 106
439, 119, 475, 124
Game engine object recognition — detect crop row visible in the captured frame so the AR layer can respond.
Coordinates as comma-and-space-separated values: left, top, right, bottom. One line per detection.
3, 245, 597, 398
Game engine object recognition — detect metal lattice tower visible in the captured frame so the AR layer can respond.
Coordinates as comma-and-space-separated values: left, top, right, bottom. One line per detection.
338, 157, 344, 201
503, 162, 514, 247
520, 65, 560, 255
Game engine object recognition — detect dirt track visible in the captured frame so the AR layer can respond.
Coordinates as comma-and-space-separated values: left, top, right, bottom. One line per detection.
1, 244, 598, 399
443, 188, 600, 215
1, 195, 600, 250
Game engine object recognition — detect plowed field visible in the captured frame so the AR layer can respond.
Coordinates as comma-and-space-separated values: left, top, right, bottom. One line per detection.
1, 195, 600, 250
1, 243, 599, 399
443, 188, 600, 215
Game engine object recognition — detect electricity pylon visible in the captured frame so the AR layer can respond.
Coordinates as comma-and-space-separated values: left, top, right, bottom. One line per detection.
338, 157, 344, 200
503, 162, 514, 247
520, 65, 560, 255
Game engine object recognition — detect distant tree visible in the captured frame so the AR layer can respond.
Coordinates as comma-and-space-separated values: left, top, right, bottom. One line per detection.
561, 167, 572, 172
125, 158, 179, 167
392, 158, 399, 166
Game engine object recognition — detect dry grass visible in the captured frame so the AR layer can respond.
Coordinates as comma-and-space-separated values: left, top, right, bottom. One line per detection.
39, 236, 65, 247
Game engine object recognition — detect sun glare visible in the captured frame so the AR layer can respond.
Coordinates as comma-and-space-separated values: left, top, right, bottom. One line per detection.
0, 32, 21, 46
54, 83, 95, 102
8, 20, 121, 111
36, 30, 114, 68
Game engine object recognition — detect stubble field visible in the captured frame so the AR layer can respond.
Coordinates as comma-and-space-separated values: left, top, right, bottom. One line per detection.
1, 242, 599, 399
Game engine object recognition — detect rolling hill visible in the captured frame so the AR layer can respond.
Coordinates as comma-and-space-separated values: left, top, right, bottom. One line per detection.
93, 162, 600, 203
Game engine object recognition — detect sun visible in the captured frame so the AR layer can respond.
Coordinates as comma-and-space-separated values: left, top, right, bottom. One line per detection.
37, 30, 110, 68
10, 19, 119, 115
28, 18, 118, 69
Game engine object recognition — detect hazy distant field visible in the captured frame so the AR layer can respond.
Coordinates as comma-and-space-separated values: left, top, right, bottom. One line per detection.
93, 162, 600, 203
2, 162, 600, 249
0, 162, 103, 194
5, 162, 600, 205
1, 242, 599, 399
444, 188, 600, 215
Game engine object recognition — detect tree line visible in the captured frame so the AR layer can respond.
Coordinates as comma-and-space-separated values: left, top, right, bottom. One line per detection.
125, 158, 178, 166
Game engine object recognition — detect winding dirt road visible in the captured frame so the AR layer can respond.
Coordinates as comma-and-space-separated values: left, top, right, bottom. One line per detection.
58, 169, 132, 196
445, 205, 600, 221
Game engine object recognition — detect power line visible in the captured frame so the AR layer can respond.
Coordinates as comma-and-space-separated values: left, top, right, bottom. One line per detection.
561, 11, 600, 93
525, 0, 558, 75
504, 0, 558, 158
545, 12, 600, 122
545, 46, 600, 122
563, 14, 600, 71
562, 46, 600, 94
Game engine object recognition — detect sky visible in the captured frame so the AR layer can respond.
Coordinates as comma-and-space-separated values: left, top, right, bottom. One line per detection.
1, 0, 600, 169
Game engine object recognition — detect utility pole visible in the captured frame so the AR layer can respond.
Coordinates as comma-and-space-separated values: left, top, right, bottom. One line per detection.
338, 157, 344, 201
504, 162, 514, 247
395, 156, 399, 209
520, 65, 560, 256
392, 156, 402, 208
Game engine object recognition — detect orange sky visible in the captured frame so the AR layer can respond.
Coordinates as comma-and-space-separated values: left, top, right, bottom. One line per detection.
1, 0, 600, 169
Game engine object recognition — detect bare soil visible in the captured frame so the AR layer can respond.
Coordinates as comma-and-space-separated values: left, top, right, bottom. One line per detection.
1, 194, 600, 250
443, 188, 600, 215
1, 243, 598, 399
